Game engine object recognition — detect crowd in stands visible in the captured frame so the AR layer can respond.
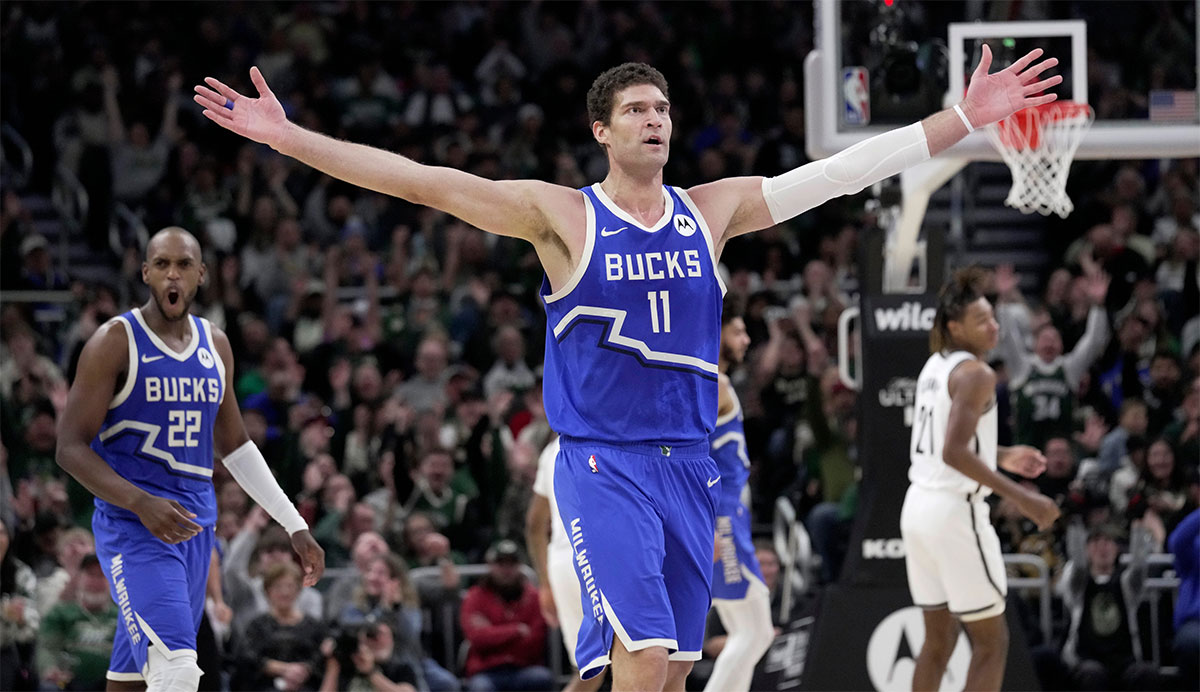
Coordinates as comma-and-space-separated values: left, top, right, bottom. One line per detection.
1, 2, 1197, 691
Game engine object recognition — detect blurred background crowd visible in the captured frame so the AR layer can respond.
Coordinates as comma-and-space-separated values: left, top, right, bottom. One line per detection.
1, 1, 1197, 691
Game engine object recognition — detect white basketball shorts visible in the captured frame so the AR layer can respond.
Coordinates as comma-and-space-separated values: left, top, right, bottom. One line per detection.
900, 484, 1007, 622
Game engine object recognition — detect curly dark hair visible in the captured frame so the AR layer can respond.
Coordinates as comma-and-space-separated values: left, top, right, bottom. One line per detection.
930, 266, 989, 353
586, 62, 670, 126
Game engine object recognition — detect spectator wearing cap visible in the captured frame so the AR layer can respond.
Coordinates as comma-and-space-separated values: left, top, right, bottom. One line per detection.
1054, 521, 1162, 691
460, 540, 552, 692
35, 553, 118, 691
16, 233, 68, 292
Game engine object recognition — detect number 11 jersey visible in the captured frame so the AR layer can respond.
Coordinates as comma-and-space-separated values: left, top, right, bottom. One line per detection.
541, 184, 725, 446
90, 308, 224, 526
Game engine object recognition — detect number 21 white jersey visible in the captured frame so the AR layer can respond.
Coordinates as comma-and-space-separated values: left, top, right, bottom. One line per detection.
909, 350, 998, 495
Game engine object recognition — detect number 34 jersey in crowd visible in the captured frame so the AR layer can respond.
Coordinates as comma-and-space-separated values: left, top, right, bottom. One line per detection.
541, 184, 726, 445
90, 308, 224, 526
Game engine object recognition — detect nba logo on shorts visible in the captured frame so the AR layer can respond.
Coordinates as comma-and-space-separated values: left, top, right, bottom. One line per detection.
843, 67, 870, 126
588, 455, 598, 473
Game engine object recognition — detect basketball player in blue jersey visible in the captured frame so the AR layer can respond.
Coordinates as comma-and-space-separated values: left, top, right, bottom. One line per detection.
55, 227, 324, 692
195, 44, 1060, 691
705, 303, 775, 692
903, 267, 1059, 691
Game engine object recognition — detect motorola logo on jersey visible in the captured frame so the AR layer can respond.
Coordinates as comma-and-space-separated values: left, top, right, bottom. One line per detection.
604, 250, 703, 281
673, 214, 697, 237
873, 302, 936, 332
866, 606, 970, 691
197, 347, 215, 369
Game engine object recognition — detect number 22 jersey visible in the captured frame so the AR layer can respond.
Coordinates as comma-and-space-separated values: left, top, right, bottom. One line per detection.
541, 184, 725, 446
90, 309, 224, 526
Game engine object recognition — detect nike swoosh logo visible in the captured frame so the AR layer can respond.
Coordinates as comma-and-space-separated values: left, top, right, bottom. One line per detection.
141, 354, 165, 363
707, 476, 721, 488
600, 226, 628, 237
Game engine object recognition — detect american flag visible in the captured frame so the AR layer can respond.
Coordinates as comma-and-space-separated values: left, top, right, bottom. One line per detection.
1149, 90, 1198, 122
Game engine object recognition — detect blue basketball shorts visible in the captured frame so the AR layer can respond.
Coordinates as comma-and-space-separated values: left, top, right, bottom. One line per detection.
710, 494, 767, 601
554, 437, 719, 680
92, 509, 214, 682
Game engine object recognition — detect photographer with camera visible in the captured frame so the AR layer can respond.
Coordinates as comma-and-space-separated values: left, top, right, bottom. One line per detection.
320, 617, 420, 692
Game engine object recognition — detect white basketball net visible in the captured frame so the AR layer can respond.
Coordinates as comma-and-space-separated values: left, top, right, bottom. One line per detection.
984, 102, 1094, 218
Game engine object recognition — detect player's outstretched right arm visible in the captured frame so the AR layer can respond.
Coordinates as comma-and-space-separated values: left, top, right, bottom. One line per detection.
55, 321, 203, 544
193, 68, 580, 245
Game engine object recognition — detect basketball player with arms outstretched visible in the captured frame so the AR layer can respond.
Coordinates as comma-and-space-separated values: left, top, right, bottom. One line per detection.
704, 304, 774, 692
56, 228, 324, 692
195, 46, 1059, 692
902, 267, 1060, 692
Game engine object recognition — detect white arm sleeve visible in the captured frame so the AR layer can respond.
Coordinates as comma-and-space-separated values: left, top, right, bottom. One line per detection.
761, 122, 930, 224
223, 440, 308, 535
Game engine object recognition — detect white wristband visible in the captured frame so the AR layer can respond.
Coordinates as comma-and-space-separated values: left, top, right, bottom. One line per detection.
223, 440, 308, 535
953, 104, 974, 133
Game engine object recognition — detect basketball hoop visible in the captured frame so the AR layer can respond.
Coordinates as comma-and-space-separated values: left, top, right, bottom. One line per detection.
984, 101, 1094, 218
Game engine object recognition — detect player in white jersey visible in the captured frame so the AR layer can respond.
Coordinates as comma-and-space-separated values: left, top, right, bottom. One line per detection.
901, 267, 1060, 692
196, 47, 1060, 691
526, 436, 606, 692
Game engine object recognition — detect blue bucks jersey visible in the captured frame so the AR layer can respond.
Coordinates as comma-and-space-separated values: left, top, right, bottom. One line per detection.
710, 388, 750, 504
542, 184, 725, 445
90, 309, 224, 526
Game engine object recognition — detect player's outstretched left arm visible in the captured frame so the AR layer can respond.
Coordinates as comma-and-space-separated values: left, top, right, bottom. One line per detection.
210, 328, 325, 586
690, 44, 1061, 246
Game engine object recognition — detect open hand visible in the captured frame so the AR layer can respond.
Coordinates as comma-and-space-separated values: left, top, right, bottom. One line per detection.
194, 67, 290, 150
961, 45, 1062, 128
